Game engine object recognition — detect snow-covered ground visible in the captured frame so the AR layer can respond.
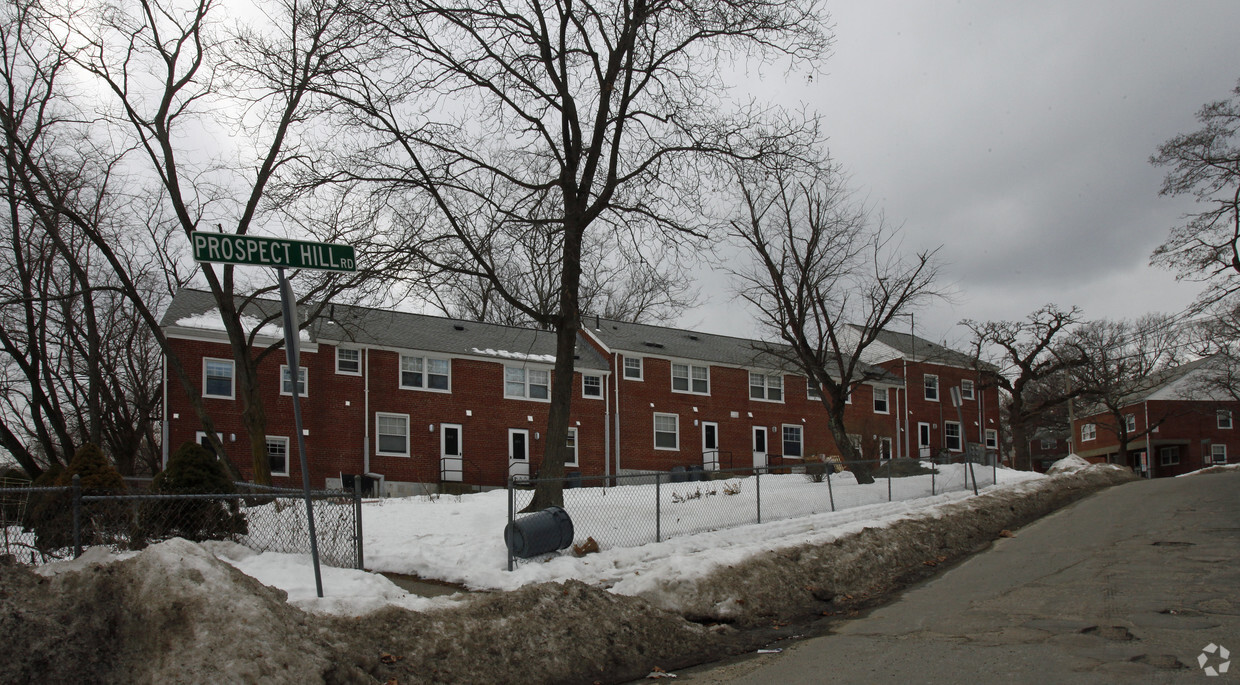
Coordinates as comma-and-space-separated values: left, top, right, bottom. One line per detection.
39, 464, 1045, 617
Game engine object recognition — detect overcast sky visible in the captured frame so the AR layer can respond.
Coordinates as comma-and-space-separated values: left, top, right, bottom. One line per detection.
680, 0, 1240, 349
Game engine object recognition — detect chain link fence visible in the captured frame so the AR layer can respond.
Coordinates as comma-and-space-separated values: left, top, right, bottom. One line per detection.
0, 478, 363, 569
507, 455, 997, 568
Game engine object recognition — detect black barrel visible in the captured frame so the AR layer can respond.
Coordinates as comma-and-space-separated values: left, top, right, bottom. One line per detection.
670, 465, 687, 483
504, 506, 574, 558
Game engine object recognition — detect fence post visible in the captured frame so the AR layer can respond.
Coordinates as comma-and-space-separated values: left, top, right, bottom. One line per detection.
72, 474, 82, 558
353, 477, 364, 570
655, 471, 662, 543
826, 467, 835, 512
756, 466, 762, 525
968, 458, 979, 496
931, 455, 937, 496
887, 459, 893, 502
507, 477, 515, 572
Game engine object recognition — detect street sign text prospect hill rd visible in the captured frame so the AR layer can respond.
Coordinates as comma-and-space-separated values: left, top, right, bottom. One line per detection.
191, 231, 356, 272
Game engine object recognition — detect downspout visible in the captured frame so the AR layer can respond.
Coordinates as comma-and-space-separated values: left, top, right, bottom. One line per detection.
893, 383, 901, 459
161, 349, 169, 469
614, 352, 622, 477
363, 347, 370, 475
604, 370, 611, 481
1143, 399, 1151, 478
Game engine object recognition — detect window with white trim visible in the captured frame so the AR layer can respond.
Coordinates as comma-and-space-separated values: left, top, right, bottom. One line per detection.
918, 423, 931, 449
671, 363, 709, 394
1081, 423, 1096, 441
961, 379, 975, 400
654, 413, 679, 450
623, 357, 643, 380
749, 372, 783, 401
400, 354, 450, 391
266, 436, 290, 476
873, 387, 889, 414
203, 358, 235, 399
985, 429, 998, 449
505, 366, 550, 401
1158, 445, 1179, 466
782, 425, 803, 458
280, 365, 308, 396
1218, 409, 1233, 430
1211, 444, 1227, 463
565, 427, 579, 467
582, 374, 603, 399
376, 413, 409, 457
924, 374, 939, 401
1041, 438, 1057, 450
806, 378, 822, 401
336, 348, 361, 375
1124, 414, 1136, 432
945, 421, 962, 451
879, 437, 893, 460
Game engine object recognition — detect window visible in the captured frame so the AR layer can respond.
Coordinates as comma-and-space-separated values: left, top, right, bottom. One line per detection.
985, 429, 998, 449
266, 436, 290, 476
924, 374, 939, 401
582, 374, 603, 399
961, 379, 975, 400
945, 421, 962, 451
654, 413, 679, 450
203, 358, 235, 399
505, 366, 550, 400
1211, 444, 1227, 463
565, 427, 579, 467
624, 357, 643, 380
1124, 414, 1136, 432
749, 372, 783, 401
873, 387, 889, 414
671, 363, 710, 394
1081, 423, 1096, 441
1158, 446, 1179, 466
1041, 438, 1057, 450
400, 354, 450, 391
376, 413, 409, 456
336, 348, 361, 375
806, 379, 822, 401
1218, 410, 1233, 430
280, 365, 308, 396
782, 425, 803, 458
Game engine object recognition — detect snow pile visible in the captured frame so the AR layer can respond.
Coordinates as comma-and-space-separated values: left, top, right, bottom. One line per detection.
470, 347, 556, 362
176, 309, 311, 342
1179, 462, 1240, 476
1047, 454, 1092, 474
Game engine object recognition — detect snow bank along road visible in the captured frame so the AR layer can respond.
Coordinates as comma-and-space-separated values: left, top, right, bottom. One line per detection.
0, 464, 1136, 683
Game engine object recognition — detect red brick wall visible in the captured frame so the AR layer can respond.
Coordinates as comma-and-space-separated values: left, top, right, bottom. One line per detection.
1073, 399, 1240, 477
878, 360, 1002, 459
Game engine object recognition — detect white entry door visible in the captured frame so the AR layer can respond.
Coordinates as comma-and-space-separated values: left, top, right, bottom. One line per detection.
702, 422, 720, 470
752, 426, 768, 468
508, 429, 530, 480
441, 423, 463, 482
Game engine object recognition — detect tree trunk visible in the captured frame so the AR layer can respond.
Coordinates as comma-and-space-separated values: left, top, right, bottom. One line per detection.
1009, 420, 1031, 472
237, 356, 272, 486
826, 405, 875, 484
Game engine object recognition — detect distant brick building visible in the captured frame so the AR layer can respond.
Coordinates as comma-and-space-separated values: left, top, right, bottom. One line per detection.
161, 289, 999, 494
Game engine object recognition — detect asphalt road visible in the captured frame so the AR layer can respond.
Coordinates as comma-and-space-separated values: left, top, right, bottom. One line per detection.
674, 471, 1240, 684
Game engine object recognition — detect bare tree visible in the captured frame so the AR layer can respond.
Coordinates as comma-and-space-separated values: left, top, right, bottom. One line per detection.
1069, 314, 1184, 465
962, 304, 1084, 470
730, 161, 943, 483
332, 0, 830, 507
1151, 77, 1240, 305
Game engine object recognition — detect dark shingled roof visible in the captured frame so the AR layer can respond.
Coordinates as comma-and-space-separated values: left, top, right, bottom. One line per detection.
850, 324, 994, 371
161, 289, 611, 371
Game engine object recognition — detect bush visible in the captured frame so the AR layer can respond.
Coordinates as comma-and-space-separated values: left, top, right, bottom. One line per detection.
31, 444, 129, 553
140, 441, 247, 543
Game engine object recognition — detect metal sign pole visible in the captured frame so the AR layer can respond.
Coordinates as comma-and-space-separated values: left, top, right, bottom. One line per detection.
279, 268, 323, 598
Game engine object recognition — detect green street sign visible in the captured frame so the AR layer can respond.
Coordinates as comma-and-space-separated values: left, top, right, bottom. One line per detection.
190, 231, 356, 272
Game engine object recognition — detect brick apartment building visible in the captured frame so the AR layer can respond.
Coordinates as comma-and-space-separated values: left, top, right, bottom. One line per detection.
161, 289, 1001, 494
1071, 356, 1239, 477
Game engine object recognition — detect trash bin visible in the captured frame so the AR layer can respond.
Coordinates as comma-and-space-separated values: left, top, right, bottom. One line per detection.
566, 471, 582, 489
504, 506, 574, 558
670, 465, 687, 483
687, 464, 704, 482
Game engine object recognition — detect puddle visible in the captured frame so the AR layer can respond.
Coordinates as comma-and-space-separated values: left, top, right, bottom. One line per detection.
380, 572, 474, 598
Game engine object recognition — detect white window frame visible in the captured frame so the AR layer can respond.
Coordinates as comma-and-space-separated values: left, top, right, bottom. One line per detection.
505, 365, 551, 402
1218, 409, 1233, 430
873, 387, 889, 414
749, 372, 784, 402
582, 374, 603, 399
375, 412, 410, 457
1124, 414, 1136, 432
781, 424, 803, 458
961, 379, 975, 401
623, 356, 643, 380
335, 347, 361, 375
202, 358, 235, 399
265, 436, 290, 477
985, 429, 998, 449
924, 374, 939, 402
1158, 445, 1179, 466
944, 421, 962, 452
1081, 423, 1096, 441
565, 427, 580, 467
1041, 438, 1057, 450
654, 413, 679, 451
1210, 444, 1227, 463
671, 362, 710, 395
195, 431, 224, 458
279, 365, 308, 397
399, 354, 451, 393
879, 436, 893, 460
806, 378, 822, 401
918, 422, 931, 449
